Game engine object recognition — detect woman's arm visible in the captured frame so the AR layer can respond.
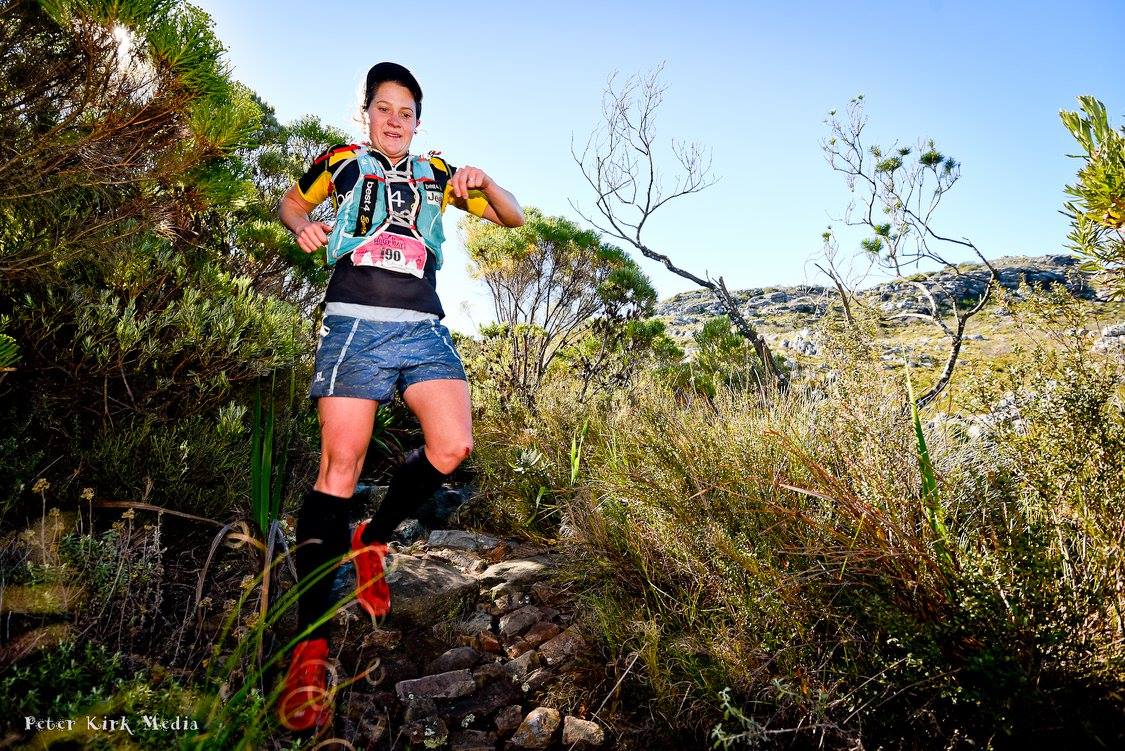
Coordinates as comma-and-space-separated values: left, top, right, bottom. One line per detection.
449, 166, 524, 227
278, 186, 332, 253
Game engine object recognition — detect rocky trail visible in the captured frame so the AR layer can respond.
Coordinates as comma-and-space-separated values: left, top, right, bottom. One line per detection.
301, 482, 610, 750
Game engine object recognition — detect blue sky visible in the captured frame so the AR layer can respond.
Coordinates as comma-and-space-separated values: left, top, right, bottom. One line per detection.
198, 0, 1124, 333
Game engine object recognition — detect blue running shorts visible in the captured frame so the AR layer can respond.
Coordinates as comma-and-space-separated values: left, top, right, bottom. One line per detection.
309, 315, 467, 404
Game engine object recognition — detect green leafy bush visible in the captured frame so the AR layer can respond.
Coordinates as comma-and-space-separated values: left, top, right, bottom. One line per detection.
1061, 96, 1125, 296
0, 1, 322, 524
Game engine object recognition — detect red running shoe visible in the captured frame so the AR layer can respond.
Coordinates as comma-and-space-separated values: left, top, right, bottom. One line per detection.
351, 520, 391, 618
278, 637, 332, 732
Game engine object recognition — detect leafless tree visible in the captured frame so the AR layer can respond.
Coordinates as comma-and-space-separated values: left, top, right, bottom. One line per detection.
823, 95, 998, 409
571, 63, 788, 392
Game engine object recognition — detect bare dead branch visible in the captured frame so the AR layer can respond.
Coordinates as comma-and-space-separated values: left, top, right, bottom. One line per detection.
822, 96, 997, 409
572, 64, 787, 391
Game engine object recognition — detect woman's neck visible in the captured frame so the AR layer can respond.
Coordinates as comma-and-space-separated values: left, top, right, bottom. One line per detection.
366, 143, 409, 163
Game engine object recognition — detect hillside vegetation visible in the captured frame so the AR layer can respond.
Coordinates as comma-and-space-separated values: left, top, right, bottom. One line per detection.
2, 1, 1124, 749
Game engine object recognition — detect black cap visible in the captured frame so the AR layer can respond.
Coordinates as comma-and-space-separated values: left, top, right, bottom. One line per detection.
363, 62, 422, 119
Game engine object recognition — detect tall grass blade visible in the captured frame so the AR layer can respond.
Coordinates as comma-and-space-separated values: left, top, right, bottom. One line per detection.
905, 367, 954, 570
250, 380, 263, 534
570, 417, 589, 486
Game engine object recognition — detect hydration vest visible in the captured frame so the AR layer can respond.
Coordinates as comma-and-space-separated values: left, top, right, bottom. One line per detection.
324, 146, 448, 270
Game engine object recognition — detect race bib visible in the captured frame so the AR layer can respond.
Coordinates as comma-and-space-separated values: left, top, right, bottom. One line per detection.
351, 232, 428, 277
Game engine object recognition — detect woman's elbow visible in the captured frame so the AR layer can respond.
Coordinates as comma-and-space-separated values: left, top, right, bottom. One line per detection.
277, 192, 294, 222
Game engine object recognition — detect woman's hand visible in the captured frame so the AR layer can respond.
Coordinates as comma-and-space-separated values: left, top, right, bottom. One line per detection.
293, 220, 333, 253
450, 166, 493, 199
450, 164, 524, 227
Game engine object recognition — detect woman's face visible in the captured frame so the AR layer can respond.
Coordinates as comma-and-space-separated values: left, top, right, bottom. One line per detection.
366, 81, 418, 159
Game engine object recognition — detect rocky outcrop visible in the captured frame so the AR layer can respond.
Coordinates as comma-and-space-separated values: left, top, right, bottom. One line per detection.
656, 255, 1100, 342
1094, 322, 1125, 352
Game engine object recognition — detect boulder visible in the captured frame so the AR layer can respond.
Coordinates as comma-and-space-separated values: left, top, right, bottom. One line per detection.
385, 554, 479, 627
478, 556, 557, 588
428, 529, 503, 552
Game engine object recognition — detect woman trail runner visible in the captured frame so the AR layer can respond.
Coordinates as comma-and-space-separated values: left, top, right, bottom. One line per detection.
275, 61, 524, 732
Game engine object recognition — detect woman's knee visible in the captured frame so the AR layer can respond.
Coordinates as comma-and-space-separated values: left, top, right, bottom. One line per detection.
316, 451, 365, 496
427, 439, 472, 474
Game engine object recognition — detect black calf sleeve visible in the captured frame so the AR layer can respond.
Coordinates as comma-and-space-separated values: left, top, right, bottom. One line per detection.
295, 488, 353, 641
362, 446, 450, 544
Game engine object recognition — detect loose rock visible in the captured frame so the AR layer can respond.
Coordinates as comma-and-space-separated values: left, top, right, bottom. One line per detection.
477, 632, 503, 654
504, 650, 538, 682
405, 714, 448, 747
510, 706, 560, 749
453, 610, 494, 636
438, 679, 522, 728
449, 729, 498, 751
522, 621, 561, 648
386, 555, 479, 628
538, 626, 585, 666
499, 605, 542, 637
472, 661, 509, 687
495, 704, 524, 736
489, 586, 532, 616
505, 638, 533, 659
563, 715, 606, 748
519, 668, 555, 696
426, 646, 482, 674
404, 697, 438, 723
396, 669, 476, 701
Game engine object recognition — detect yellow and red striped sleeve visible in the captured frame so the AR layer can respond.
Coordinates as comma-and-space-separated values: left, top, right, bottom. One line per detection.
431, 155, 491, 218
296, 144, 360, 206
